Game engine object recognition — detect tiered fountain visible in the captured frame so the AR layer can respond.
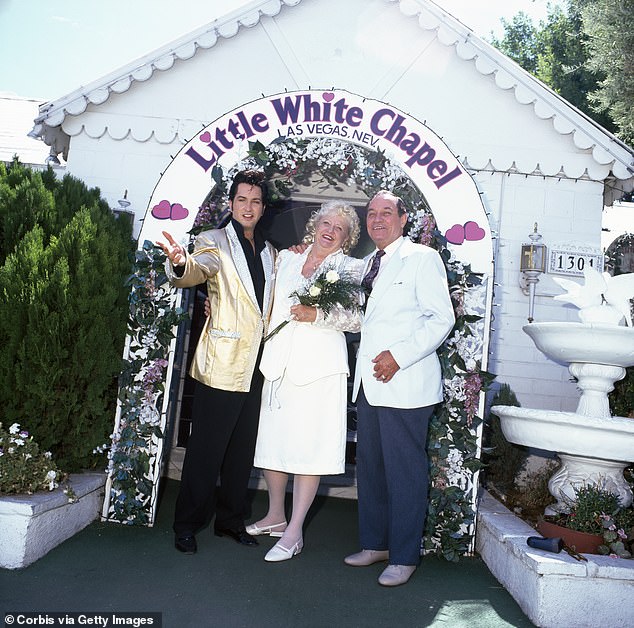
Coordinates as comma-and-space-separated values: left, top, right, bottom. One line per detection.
492, 268, 634, 514
476, 269, 634, 628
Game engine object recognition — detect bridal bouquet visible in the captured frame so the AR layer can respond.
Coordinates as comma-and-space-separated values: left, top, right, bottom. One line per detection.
263, 268, 363, 342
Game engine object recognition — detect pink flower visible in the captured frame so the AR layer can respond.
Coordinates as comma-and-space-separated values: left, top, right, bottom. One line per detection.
463, 373, 483, 426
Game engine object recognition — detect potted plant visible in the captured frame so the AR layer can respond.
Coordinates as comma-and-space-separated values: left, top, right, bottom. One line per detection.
538, 483, 634, 557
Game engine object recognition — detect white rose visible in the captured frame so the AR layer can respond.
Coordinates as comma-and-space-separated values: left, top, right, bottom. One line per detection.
309, 285, 321, 297
9, 423, 20, 434
325, 270, 339, 283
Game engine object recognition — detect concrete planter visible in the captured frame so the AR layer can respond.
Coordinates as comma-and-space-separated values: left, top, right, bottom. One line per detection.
477, 489, 634, 628
0, 473, 106, 569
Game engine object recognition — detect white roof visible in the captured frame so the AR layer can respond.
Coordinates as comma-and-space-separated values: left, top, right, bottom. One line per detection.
0, 94, 52, 166
29, 0, 634, 200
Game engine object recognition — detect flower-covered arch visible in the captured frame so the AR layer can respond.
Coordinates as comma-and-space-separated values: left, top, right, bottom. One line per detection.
102, 90, 494, 560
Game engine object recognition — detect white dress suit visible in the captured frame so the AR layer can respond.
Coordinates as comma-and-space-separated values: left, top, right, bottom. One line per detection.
353, 236, 455, 566
255, 247, 364, 475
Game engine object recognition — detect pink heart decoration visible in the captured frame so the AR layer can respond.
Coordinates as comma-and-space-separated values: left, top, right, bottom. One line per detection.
322, 92, 335, 102
170, 203, 189, 220
464, 221, 485, 241
199, 131, 211, 143
445, 224, 465, 245
151, 200, 172, 220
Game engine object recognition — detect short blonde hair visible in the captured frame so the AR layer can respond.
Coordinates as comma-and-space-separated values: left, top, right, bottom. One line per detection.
302, 200, 360, 254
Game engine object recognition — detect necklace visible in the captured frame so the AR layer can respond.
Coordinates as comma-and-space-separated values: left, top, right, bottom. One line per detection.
304, 254, 324, 275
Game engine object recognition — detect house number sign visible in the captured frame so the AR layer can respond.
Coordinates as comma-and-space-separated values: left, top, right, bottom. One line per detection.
548, 245, 604, 277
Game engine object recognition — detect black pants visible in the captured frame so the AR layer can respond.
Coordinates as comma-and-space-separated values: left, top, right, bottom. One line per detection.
173, 366, 264, 536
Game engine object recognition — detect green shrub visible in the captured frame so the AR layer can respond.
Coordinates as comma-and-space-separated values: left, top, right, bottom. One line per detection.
0, 160, 133, 471
482, 383, 529, 493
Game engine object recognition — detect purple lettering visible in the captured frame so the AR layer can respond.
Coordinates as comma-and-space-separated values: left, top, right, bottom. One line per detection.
331, 99, 350, 123
427, 160, 447, 180
252, 113, 269, 132
383, 114, 408, 145
215, 127, 234, 150
346, 106, 363, 127
304, 94, 327, 121
227, 119, 244, 140
370, 109, 394, 137
185, 146, 217, 172
271, 96, 303, 124
434, 166, 463, 188
235, 111, 254, 138
404, 142, 436, 168
399, 133, 421, 154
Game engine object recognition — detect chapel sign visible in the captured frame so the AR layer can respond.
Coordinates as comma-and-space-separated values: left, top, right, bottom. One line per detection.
141, 89, 491, 273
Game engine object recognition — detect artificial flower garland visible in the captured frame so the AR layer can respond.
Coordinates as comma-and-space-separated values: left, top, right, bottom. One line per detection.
104, 137, 493, 560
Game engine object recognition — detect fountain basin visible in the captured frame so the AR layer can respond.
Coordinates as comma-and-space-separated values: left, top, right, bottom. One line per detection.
523, 322, 634, 367
491, 405, 634, 462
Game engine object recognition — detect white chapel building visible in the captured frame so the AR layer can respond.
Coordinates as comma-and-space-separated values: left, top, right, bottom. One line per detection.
24, 0, 634, 463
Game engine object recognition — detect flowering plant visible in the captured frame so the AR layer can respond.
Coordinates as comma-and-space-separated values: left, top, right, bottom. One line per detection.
546, 484, 634, 558
264, 268, 362, 341
101, 241, 187, 524
0, 422, 65, 495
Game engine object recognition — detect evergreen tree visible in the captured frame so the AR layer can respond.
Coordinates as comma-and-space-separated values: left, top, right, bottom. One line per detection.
577, 0, 634, 144
490, 12, 540, 74
0, 160, 55, 263
489, 1, 617, 135
0, 162, 133, 470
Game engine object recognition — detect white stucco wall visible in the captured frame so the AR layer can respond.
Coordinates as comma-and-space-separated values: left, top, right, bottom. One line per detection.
479, 172, 604, 412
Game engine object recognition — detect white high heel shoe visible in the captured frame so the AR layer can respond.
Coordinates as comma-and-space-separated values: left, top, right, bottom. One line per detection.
245, 521, 287, 538
264, 539, 303, 562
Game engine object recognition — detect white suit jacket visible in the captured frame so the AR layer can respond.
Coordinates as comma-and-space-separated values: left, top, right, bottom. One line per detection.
259, 248, 363, 386
352, 237, 455, 409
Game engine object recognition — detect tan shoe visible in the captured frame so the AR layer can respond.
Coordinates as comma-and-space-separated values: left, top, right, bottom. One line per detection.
246, 521, 287, 538
344, 549, 389, 566
378, 564, 416, 586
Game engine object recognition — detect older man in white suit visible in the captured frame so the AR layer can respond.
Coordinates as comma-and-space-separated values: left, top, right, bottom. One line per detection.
345, 190, 455, 587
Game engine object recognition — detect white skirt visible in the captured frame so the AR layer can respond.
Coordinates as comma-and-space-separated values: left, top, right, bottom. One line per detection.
254, 372, 347, 475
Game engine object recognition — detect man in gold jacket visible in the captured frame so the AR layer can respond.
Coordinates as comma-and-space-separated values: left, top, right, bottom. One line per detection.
159, 170, 276, 554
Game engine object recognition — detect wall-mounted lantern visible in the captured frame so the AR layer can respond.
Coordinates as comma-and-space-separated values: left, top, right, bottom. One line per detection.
112, 190, 135, 222
520, 223, 547, 322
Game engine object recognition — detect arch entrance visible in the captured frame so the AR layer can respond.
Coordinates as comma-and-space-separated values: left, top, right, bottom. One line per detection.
103, 91, 494, 553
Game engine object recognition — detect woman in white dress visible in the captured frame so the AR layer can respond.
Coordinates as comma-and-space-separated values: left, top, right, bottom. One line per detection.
248, 200, 364, 562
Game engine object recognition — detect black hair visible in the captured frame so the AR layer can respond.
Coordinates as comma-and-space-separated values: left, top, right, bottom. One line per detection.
367, 190, 407, 216
228, 170, 268, 207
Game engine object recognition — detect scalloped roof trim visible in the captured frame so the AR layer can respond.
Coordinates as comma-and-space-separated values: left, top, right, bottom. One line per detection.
33, 0, 299, 127
393, 0, 633, 181
32, 0, 633, 183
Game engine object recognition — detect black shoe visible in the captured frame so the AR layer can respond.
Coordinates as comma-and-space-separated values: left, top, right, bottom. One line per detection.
214, 526, 259, 546
175, 535, 197, 554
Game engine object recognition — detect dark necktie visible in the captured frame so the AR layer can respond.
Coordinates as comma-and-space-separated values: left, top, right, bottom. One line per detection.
361, 249, 385, 297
